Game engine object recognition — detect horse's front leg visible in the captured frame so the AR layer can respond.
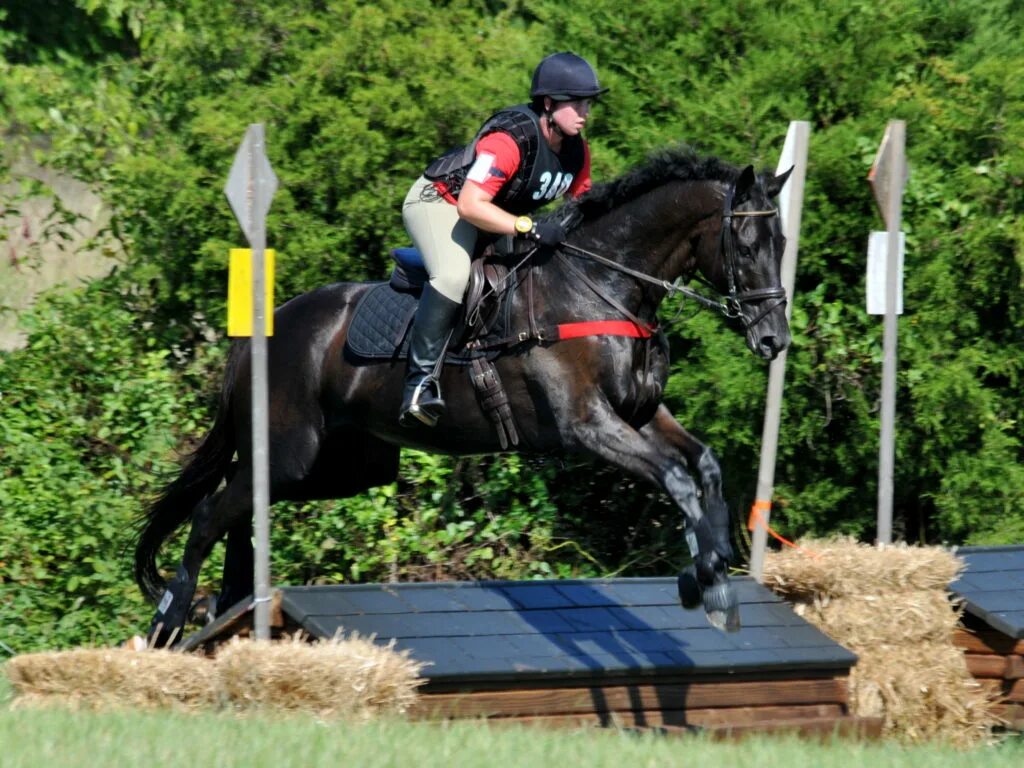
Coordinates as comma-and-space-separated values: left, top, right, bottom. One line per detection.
572, 402, 739, 632
638, 405, 735, 621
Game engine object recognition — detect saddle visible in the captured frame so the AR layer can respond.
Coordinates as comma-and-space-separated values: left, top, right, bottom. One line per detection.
345, 245, 515, 363
345, 240, 524, 447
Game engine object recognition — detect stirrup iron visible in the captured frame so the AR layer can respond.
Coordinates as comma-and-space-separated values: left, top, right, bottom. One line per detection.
401, 376, 445, 427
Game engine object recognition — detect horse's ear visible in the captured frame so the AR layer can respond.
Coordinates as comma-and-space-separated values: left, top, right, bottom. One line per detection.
734, 165, 756, 203
765, 165, 794, 198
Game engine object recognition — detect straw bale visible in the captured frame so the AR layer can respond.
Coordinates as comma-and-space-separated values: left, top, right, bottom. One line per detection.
762, 536, 963, 599
3, 635, 424, 720
214, 634, 425, 719
791, 590, 962, 647
5, 647, 218, 712
847, 643, 998, 747
762, 537, 1001, 746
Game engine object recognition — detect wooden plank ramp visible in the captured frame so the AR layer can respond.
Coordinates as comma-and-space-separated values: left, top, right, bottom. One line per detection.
951, 546, 1024, 731
181, 576, 880, 738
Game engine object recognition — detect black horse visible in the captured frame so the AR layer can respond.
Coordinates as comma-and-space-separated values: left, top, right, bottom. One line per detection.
134, 147, 792, 645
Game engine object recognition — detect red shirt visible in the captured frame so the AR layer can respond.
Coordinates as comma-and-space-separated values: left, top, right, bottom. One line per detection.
435, 131, 591, 204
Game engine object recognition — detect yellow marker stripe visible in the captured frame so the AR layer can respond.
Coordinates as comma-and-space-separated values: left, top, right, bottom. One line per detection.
227, 248, 275, 337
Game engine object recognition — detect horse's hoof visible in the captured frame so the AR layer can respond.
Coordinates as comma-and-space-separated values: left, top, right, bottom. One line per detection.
189, 595, 218, 626
702, 579, 741, 633
677, 566, 701, 610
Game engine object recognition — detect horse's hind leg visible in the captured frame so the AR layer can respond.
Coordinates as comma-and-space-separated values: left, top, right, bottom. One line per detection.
212, 429, 401, 620
148, 473, 253, 646
216, 519, 255, 614
153, 428, 401, 643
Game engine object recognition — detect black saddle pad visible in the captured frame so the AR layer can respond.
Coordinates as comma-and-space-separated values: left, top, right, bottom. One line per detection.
344, 283, 502, 364
345, 282, 417, 360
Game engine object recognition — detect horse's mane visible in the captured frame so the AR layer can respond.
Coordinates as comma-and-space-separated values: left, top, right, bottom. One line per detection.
566, 145, 739, 222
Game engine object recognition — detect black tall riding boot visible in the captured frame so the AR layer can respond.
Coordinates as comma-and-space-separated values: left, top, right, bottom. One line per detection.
399, 283, 460, 427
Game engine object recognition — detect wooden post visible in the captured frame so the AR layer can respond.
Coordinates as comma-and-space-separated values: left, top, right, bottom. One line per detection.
749, 121, 810, 582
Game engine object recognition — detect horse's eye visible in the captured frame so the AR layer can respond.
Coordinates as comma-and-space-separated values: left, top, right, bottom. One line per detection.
739, 245, 753, 259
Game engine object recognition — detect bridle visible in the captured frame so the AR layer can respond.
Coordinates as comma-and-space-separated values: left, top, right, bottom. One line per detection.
558, 184, 786, 331
716, 185, 787, 327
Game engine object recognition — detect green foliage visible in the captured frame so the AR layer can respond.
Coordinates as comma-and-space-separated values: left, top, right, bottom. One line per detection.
269, 452, 594, 587
0, 0, 141, 64
0, 283, 213, 652
1, 0, 1023, 649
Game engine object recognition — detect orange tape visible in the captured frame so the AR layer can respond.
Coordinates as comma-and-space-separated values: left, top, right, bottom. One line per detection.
748, 502, 821, 559
747, 499, 772, 531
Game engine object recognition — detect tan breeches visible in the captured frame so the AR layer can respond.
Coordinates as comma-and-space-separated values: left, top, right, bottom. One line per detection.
401, 176, 477, 303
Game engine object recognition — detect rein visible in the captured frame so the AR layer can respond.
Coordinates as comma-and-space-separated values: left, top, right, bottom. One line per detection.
560, 194, 784, 330
467, 183, 784, 349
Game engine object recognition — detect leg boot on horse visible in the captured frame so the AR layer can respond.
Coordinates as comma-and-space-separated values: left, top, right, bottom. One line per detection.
399, 283, 460, 428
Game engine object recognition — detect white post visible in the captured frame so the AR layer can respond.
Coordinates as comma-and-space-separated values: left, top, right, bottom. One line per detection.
225, 124, 278, 640
876, 120, 906, 545
749, 121, 810, 582
248, 127, 272, 640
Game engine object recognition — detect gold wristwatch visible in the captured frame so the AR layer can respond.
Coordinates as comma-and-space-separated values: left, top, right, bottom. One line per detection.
514, 215, 534, 235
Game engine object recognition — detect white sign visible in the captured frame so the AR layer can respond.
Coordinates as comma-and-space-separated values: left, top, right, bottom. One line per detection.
868, 123, 909, 229
225, 125, 278, 245
866, 231, 905, 315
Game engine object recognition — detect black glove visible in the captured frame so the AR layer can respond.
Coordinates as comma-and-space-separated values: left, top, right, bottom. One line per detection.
530, 219, 566, 247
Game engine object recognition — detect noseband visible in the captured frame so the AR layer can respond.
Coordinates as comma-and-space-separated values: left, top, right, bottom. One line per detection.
559, 185, 786, 331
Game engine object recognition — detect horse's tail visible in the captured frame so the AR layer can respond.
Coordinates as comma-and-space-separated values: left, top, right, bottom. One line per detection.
133, 343, 244, 602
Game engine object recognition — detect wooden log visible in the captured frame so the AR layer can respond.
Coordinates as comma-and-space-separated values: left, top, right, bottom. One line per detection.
953, 628, 1024, 656
977, 678, 1002, 696
702, 715, 884, 741
980, 678, 1024, 703
493, 703, 844, 729
965, 654, 1011, 679
419, 667, 845, 694
1007, 679, 1024, 703
990, 703, 1024, 730
974, 654, 1024, 681
411, 677, 849, 719
177, 590, 290, 653
1007, 655, 1024, 680
489, 711, 883, 741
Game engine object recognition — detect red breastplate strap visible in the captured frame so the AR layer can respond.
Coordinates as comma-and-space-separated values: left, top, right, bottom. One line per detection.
554, 320, 654, 340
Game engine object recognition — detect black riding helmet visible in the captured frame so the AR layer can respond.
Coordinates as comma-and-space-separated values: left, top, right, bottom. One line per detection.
530, 52, 608, 101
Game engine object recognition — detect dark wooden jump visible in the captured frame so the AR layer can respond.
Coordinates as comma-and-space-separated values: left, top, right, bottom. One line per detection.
950, 545, 1024, 730
182, 575, 881, 738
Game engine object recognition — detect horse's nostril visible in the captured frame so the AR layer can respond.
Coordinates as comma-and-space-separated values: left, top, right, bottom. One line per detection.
760, 336, 779, 358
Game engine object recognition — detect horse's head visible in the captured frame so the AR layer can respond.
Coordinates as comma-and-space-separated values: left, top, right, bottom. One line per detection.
696, 165, 792, 361
558, 148, 793, 361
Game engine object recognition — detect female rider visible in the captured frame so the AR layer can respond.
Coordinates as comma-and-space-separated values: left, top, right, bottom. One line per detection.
399, 51, 607, 427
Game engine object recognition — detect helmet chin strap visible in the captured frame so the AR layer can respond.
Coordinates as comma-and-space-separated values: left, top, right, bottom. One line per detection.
546, 111, 565, 138
544, 99, 566, 139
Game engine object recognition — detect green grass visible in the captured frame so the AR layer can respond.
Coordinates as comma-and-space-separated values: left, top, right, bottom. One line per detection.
2, 673, 1022, 768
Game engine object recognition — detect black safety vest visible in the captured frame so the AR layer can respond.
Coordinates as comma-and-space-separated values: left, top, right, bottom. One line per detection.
423, 104, 585, 216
